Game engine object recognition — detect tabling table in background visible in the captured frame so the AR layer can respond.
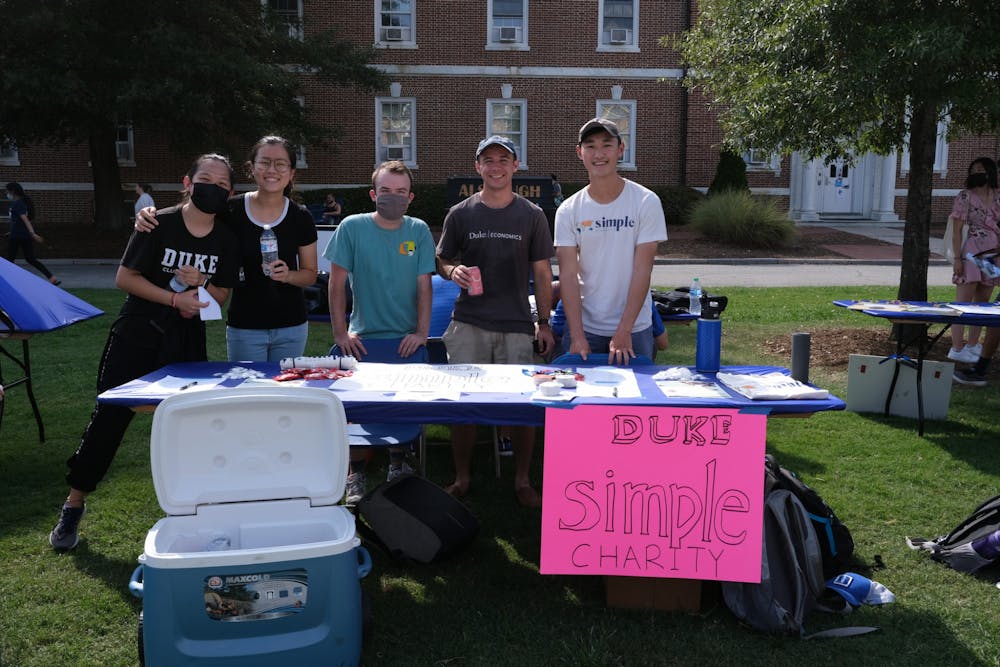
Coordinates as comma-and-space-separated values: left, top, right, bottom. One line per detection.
834, 300, 1000, 434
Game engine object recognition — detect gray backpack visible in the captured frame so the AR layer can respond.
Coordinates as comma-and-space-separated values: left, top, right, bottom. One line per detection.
722, 490, 878, 637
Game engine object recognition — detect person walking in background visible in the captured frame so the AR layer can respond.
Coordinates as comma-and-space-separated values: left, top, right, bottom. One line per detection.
948, 157, 1000, 364
436, 135, 554, 508
325, 160, 435, 503
551, 173, 563, 207
322, 193, 343, 225
136, 135, 318, 361
133, 183, 155, 216
5, 182, 60, 285
554, 118, 667, 364
48, 153, 240, 551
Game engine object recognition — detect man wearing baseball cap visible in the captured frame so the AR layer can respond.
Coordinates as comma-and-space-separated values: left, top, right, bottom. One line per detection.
435, 135, 554, 507
554, 118, 667, 364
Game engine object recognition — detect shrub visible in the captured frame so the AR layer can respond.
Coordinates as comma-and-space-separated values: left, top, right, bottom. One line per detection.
689, 190, 797, 249
649, 185, 705, 227
707, 149, 750, 197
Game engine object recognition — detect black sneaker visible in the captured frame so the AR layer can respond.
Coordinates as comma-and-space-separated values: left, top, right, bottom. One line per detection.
49, 503, 86, 551
952, 368, 988, 387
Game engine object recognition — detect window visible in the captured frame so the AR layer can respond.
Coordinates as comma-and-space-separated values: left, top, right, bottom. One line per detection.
900, 114, 950, 177
487, 100, 527, 168
488, 0, 527, 49
599, 0, 637, 49
595, 101, 636, 168
0, 138, 18, 166
742, 148, 781, 175
377, 98, 416, 165
377, 0, 416, 46
265, 0, 303, 39
116, 123, 135, 166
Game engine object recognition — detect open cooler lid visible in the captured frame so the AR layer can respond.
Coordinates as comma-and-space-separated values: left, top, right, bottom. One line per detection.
149, 386, 350, 515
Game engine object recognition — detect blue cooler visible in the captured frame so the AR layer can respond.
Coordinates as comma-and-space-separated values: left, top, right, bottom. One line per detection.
129, 386, 370, 666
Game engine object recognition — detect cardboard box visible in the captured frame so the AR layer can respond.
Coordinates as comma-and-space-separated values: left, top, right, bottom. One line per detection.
604, 576, 719, 612
846, 354, 953, 421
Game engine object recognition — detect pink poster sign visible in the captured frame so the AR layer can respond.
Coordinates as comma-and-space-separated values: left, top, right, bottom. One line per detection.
540, 406, 766, 583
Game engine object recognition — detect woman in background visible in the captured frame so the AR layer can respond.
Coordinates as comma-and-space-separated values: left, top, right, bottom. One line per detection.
6, 182, 60, 285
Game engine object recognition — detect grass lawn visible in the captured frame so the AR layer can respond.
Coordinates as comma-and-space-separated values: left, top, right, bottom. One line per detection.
2, 285, 999, 666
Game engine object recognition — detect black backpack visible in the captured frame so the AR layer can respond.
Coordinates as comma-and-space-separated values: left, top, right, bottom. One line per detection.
907, 493, 1000, 573
765, 454, 855, 579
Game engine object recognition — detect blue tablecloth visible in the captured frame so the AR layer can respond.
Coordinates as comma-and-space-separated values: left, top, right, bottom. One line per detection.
834, 300, 1000, 327
98, 362, 845, 426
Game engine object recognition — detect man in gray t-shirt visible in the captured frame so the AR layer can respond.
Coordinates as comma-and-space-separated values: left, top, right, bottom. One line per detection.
436, 135, 554, 508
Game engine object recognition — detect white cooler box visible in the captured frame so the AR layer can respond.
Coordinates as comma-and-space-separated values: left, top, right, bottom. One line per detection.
846, 354, 954, 421
128, 386, 370, 667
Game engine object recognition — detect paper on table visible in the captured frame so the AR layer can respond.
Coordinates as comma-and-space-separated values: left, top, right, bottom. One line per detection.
947, 303, 1000, 316
656, 380, 732, 399
393, 389, 461, 402
144, 375, 225, 395
198, 286, 222, 321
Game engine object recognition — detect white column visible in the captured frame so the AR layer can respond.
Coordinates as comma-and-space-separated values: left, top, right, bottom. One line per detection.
799, 159, 820, 221
871, 153, 900, 222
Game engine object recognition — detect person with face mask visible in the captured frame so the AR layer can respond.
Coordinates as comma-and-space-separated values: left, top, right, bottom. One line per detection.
323, 160, 435, 502
948, 157, 1000, 369
48, 154, 241, 551
135, 135, 319, 362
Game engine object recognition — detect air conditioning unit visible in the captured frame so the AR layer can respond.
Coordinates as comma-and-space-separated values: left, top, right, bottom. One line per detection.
384, 27, 404, 41
498, 26, 519, 42
609, 28, 631, 44
386, 147, 405, 160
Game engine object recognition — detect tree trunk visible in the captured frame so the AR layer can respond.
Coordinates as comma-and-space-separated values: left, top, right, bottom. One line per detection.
89, 126, 127, 232
898, 102, 937, 302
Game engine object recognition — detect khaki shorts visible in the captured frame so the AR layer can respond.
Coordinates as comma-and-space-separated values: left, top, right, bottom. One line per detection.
442, 320, 535, 364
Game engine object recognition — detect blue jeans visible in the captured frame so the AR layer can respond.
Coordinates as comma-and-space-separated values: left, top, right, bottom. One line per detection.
226, 322, 309, 362
561, 326, 655, 361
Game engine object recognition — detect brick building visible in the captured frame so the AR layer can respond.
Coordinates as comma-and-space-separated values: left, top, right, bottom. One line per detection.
2, 0, 998, 227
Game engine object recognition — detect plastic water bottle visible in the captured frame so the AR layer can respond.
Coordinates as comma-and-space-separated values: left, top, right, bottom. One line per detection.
689, 277, 702, 317
260, 225, 278, 277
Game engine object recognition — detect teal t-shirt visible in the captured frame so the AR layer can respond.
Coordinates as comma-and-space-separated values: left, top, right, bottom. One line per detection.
324, 213, 436, 338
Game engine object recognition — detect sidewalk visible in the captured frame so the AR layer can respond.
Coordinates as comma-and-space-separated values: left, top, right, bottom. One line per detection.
30, 221, 954, 289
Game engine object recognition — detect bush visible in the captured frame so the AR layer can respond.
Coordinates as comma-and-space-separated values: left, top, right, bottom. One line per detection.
707, 150, 749, 197
689, 190, 797, 249
650, 185, 705, 228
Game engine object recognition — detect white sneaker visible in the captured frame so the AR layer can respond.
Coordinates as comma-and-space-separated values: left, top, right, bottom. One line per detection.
344, 472, 366, 506
965, 343, 983, 358
387, 461, 414, 483
948, 347, 979, 363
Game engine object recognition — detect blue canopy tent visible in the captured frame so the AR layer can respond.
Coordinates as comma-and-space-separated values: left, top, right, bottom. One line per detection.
0, 258, 104, 441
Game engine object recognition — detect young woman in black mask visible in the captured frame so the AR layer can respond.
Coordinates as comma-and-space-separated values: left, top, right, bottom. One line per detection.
48, 153, 241, 552
948, 157, 1000, 363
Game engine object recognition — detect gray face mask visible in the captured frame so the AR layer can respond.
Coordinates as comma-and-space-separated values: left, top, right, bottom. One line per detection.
375, 193, 410, 221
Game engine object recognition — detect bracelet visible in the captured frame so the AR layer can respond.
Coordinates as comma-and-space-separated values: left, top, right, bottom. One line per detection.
447, 265, 457, 280
171, 292, 178, 309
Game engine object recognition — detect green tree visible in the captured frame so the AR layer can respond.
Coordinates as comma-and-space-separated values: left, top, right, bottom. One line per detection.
0, 1, 385, 230
678, 0, 1000, 300
707, 149, 750, 196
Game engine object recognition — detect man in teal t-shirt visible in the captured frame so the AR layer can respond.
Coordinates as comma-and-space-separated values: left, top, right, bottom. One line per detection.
323, 161, 435, 501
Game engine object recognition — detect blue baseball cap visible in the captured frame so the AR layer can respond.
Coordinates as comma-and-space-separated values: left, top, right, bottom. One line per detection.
825, 573, 895, 607
476, 135, 517, 160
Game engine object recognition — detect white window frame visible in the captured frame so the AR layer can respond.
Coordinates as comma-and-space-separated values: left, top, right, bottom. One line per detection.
375, 0, 417, 48
595, 100, 636, 170
376, 97, 417, 167
742, 148, 782, 176
486, 99, 528, 169
487, 0, 528, 50
116, 123, 135, 166
295, 96, 308, 168
0, 138, 19, 166
900, 115, 950, 177
263, 0, 304, 40
597, 0, 639, 52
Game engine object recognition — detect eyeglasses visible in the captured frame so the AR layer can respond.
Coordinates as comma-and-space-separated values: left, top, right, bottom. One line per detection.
254, 159, 292, 173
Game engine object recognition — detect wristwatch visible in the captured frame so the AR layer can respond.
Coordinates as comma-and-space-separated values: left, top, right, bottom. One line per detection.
537, 318, 550, 327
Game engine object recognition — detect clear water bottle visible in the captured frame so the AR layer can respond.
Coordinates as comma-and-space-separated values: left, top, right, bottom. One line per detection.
689, 277, 702, 317
260, 224, 278, 277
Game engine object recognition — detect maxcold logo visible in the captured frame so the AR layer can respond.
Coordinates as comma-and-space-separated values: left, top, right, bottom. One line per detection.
579, 216, 636, 232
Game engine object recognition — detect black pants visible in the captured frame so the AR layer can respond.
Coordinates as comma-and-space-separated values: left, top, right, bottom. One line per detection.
7, 236, 53, 279
65, 315, 206, 494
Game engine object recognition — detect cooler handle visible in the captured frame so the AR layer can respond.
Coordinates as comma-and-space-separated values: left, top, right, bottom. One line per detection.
356, 546, 372, 579
128, 565, 144, 599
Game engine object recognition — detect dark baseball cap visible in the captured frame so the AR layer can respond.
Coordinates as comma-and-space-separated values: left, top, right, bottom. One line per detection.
578, 118, 622, 143
476, 135, 517, 159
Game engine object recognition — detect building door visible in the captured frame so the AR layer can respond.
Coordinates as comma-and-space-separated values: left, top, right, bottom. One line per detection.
820, 158, 854, 214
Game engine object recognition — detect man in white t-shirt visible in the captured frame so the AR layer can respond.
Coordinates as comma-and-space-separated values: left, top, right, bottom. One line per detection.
554, 118, 668, 364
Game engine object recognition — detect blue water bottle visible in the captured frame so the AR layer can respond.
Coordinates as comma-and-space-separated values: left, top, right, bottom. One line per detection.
695, 300, 722, 374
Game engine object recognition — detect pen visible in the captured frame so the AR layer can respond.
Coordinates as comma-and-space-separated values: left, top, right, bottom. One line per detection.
179, 381, 198, 390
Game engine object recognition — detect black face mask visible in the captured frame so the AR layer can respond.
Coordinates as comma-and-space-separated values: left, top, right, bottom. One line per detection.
190, 182, 230, 214
966, 172, 989, 189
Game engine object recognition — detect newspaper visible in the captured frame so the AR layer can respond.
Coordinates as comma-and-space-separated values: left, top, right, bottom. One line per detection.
717, 372, 829, 400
